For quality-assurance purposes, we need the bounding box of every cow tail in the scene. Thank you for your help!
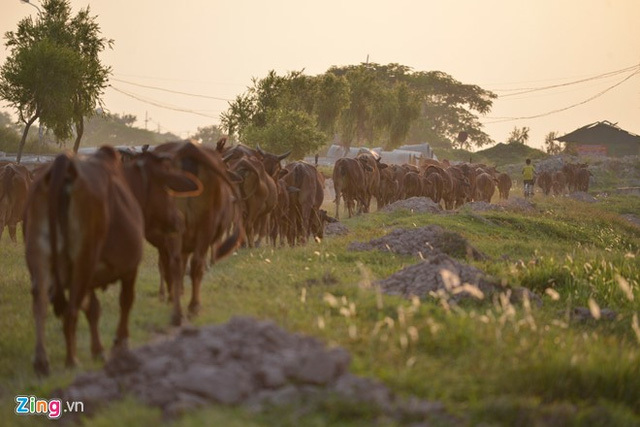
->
[215,194,246,260]
[48,154,73,317]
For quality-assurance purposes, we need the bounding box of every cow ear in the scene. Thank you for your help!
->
[163,171,203,197]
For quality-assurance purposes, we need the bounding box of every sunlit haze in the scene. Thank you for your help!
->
[2,0,639,150]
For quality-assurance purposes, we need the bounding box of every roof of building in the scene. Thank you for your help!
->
[556,120,640,145]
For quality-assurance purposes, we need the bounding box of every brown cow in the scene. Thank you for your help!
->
[0,163,32,242]
[283,162,322,245]
[576,167,591,192]
[537,171,553,195]
[333,157,368,219]
[25,147,200,375]
[475,172,496,203]
[402,171,423,199]
[355,152,380,213]
[552,171,566,195]
[497,172,512,200]
[153,141,244,325]
[424,165,454,209]
[227,156,277,248]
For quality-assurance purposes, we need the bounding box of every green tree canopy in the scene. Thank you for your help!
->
[221,63,496,155]
[0,0,112,162]
[507,126,531,145]
[192,124,224,145]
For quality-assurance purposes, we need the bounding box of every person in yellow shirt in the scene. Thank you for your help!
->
[522,158,535,197]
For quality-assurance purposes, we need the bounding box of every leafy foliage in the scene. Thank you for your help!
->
[221,63,496,155]
[192,124,224,145]
[544,131,565,154]
[506,126,530,145]
[0,0,112,160]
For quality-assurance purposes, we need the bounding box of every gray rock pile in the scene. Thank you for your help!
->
[348,225,486,261]
[376,252,499,302]
[566,191,598,203]
[324,221,350,236]
[381,197,444,214]
[57,317,450,423]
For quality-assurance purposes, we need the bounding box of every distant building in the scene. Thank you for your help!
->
[556,120,640,157]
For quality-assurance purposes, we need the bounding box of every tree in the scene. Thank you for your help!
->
[242,108,325,160]
[221,70,334,158]
[221,63,497,155]
[544,131,565,154]
[0,0,112,162]
[506,126,530,145]
[193,125,224,145]
[330,63,495,150]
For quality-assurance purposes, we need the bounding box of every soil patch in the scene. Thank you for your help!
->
[324,221,350,236]
[621,214,640,228]
[381,197,444,214]
[566,192,598,203]
[348,225,486,261]
[376,253,541,306]
[377,253,498,302]
[56,317,451,423]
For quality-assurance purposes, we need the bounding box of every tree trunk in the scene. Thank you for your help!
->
[72,116,84,153]
[16,115,39,164]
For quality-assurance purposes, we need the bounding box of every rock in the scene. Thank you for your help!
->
[381,197,443,214]
[348,225,486,261]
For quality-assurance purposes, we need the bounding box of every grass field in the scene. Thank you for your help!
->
[1,192,639,426]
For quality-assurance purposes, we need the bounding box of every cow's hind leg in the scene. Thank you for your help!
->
[112,270,136,355]
[187,249,206,318]
[83,291,104,362]
[31,275,50,376]
[63,303,81,369]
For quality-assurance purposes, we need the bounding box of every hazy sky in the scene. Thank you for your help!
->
[2,0,639,150]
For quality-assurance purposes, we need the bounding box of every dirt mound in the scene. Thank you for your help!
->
[57,317,449,423]
[377,253,541,306]
[381,197,444,214]
[324,221,350,236]
[566,192,598,203]
[348,225,486,261]
[500,196,536,212]
[377,252,499,302]
[621,214,640,228]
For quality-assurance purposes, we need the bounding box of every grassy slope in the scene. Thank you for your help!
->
[1,192,639,426]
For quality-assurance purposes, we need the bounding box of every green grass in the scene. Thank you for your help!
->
[1,193,639,425]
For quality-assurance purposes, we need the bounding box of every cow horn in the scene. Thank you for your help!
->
[277,150,292,161]
[256,144,265,156]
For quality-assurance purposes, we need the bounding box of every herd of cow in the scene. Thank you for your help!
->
[0,139,338,376]
[535,162,592,196]
[332,153,592,216]
[0,142,592,376]
[333,153,514,215]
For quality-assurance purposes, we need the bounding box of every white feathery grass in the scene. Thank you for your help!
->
[588,298,601,320]
[545,288,560,301]
[615,274,634,301]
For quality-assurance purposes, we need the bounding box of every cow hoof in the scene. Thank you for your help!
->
[111,339,129,357]
[171,313,183,327]
[188,303,200,318]
[33,358,50,377]
[92,349,106,363]
[65,357,80,370]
